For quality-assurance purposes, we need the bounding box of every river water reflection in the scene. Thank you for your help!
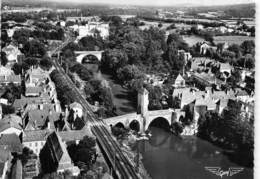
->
[138,127,253,179]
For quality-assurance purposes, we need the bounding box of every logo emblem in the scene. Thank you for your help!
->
[205,167,244,178]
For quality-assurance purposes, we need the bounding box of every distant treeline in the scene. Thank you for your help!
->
[138,15,226,28]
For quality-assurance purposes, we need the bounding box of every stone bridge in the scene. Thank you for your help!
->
[103,89,185,133]
[75,51,104,63]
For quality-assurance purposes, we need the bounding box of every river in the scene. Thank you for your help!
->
[100,71,253,179]
[138,127,253,179]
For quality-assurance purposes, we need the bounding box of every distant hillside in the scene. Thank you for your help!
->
[1,0,255,18]
[187,3,255,18]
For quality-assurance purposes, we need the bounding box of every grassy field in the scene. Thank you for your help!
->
[182,35,205,46]
[213,35,255,45]
[139,20,172,30]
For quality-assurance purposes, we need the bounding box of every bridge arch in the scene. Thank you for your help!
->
[179,115,185,123]
[75,51,103,63]
[82,54,100,64]
[146,117,171,131]
[129,120,140,132]
[114,122,125,129]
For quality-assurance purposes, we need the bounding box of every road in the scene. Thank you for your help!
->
[50,31,140,179]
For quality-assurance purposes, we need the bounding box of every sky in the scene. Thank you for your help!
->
[49,0,254,6]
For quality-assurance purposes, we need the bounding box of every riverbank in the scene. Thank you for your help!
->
[98,70,137,115]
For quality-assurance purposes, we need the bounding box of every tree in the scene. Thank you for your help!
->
[70,63,92,81]
[110,16,123,26]
[2,83,22,103]
[79,35,104,51]
[63,49,76,59]
[102,49,128,71]
[67,136,97,170]
[227,69,241,86]
[40,56,53,70]
[148,86,163,110]
[99,87,114,112]
[164,42,185,74]
[123,42,142,64]
[241,40,255,54]
[216,43,225,54]
[248,26,255,36]
[244,54,255,69]
[13,28,31,45]
[12,62,29,75]
[25,57,39,67]
[117,65,144,82]
[228,44,242,58]
[1,30,8,43]
[23,40,46,57]
[166,23,176,30]
[1,52,8,66]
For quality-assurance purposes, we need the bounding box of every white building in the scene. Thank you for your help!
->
[2,44,22,65]
[22,130,50,156]
[0,114,23,136]
[72,22,109,39]
[69,102,83,119]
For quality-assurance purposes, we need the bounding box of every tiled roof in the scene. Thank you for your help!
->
[2,114,22,125]
[69,102,83,110]
[0,75,21,83]
[0,134,22,153]
[0,119,22,133]
[175,74,185,82]
[235,88,249,96]
[23,130,51,142]
[195,96,216,110]
[0,146,11,162]
[219,63,233,71]
[0,66,13,76]
[26,67,49,78]
[25,86,42,95]
[27,110,49,128]
[172,87,191,97]
[13,96,52,110]
[25,109,61,130]
[47,132,73,169]
[181,90,196,105]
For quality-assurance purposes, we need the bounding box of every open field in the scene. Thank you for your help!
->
[213,35,255,45]
[139,20,172,30]
[182,35,205,46]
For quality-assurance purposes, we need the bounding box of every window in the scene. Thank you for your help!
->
[35,142,38,147]
[29,143,32,147]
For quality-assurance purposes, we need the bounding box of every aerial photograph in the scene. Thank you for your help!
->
[0,0,256,178]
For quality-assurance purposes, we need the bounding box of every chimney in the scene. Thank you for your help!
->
[39,104,43,110]
[49,109,52,115]
[47,120,51,130]
[65,105,69,118]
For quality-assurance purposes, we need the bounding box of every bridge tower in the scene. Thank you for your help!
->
[138,88,149,133]
[137,88,149,116]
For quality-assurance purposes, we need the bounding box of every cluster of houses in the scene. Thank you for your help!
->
[0,60,93,178]
[144,44,254,135]
[174,50,254,134]
[194,21,253,36]
[65,16,109,40]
